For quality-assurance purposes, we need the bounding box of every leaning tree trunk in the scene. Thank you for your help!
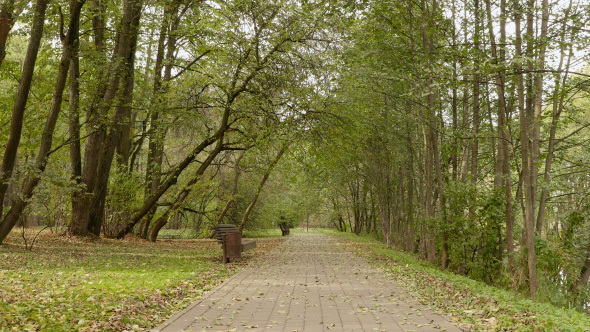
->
[0,0,84,243]
[114,110,230,239]
[238,144,288,233]
[0,0,49,219]
[215,151,245,225]
[140,1,181,238]
[147,143,224,241]
[116,10,288,238]
[0,0,49,216]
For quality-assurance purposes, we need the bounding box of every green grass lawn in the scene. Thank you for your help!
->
[157,227,284,239]
[0,229,285,331]
[243,228,283,238]
[324,229,590,332]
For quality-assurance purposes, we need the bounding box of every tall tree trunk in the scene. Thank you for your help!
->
[140,1,182,238]
[405,121,415,252]
[69,30,82,187]
[450,0,458,181]
[68,0,109,236]
[459,88,470,182]
[0,0,84,243]
[377,174,392,249]
[96,0,145,234]
[433,109,447,269]
[536,0,573,235]
[420,0,437,264]
[238,143,288,233]
[524,0,548,297]
[69,0,144,236]
[0,0,49,217]
[515,0,540,298]
[139,4,170,238]
[471,0,480,187]
[485,0,515,276]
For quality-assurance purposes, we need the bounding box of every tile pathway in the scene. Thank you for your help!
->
[154,232,463,332]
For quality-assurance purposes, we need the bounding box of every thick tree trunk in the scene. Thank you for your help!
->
[68,0,144,237]
[0,0,49,218]
[86,0,143,236]
[68,0,109,236]
[140,2,182,238]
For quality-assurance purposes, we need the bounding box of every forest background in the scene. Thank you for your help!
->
[1,0,590,318]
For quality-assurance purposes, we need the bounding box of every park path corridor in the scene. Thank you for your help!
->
[155,232,462,332]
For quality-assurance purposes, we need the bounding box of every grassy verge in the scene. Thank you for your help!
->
[0,229,285,331]
[323,229,590,332]
[243,228,283,238]
[157,227,284,239]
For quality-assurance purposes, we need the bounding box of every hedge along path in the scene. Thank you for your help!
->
[156,232,462,331]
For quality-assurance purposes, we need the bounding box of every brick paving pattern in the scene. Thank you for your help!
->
[155,232,462,332]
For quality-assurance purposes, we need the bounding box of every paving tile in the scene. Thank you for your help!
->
[154,233,462,332]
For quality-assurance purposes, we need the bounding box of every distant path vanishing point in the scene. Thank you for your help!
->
[155,232,462,332]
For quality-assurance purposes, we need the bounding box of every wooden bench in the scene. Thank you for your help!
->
[214,224,256,263]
